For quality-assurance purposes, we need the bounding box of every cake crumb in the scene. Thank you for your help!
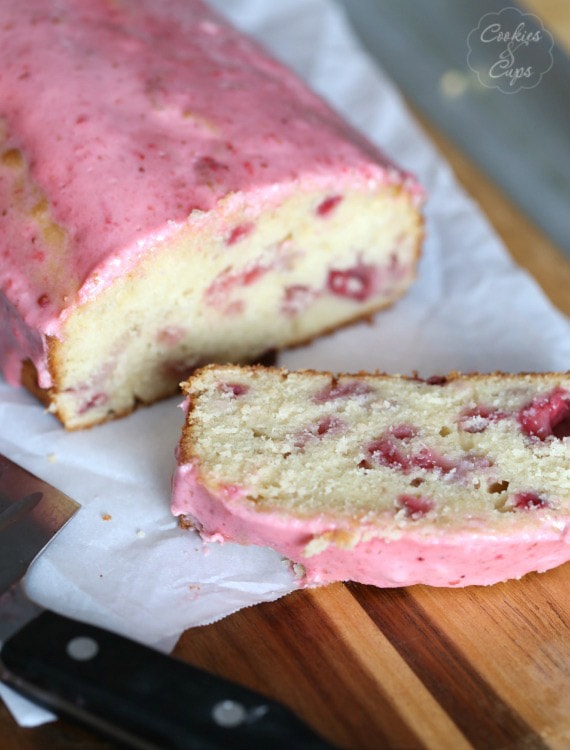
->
[47,452,57,463]
[136,529,146,538]
[290,561,306,580]
[101,513,112,521]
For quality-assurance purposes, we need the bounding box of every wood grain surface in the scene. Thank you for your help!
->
[2,1,569,749]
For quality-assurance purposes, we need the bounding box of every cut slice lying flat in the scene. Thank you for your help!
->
[171,365,570,588]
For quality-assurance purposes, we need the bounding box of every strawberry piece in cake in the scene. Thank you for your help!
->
[172,366,570,588]
[518,388,570,440]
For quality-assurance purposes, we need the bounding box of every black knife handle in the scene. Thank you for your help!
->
[0,610,334,749]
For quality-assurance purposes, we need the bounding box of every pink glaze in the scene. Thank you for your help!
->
[0,0,422,388]
[171,461,570,588]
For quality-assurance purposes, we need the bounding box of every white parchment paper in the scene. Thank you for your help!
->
[2,0,570,726]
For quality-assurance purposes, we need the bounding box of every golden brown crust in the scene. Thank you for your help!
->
[181,363,570,395]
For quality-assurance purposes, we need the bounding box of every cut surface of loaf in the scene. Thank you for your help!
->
[0,0,422,429]
[172,365,570,588]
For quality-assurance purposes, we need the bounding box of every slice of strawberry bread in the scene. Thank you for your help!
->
[0,0,422,429]
[171,365,570,588]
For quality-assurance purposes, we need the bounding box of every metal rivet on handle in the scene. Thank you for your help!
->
[66,636,99,661]
[212,699,247,727]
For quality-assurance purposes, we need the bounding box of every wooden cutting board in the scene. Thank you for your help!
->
[2,2,569,748]
[173,574,570,749]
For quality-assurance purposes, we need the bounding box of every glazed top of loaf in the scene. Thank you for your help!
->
[0,0,419,335]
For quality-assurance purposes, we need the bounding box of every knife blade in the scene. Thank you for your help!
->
[0,454,333,750]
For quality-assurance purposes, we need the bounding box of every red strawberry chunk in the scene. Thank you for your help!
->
[226,222,254,246]
[313,380,373,404]
[218,382,249,398]
[396,494,434,519]
[518,388,570,440]
[316,415,343,436]
[366,437,409,470]
[361,427,491,482]
[411,448,457,475]
[205,263,267,308]
[327,263,379,302]
[316,195,343,217]
[364,427,450,474]
[512,492,549,510]
[241,266,266,286]
[390,424,417,440]
[363,424,417,471]
[294,416,346,448]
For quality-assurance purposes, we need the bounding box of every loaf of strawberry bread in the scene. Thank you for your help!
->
[0,0,422,429]
[171,365,570,588]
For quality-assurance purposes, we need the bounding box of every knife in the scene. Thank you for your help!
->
[0,454,333,749]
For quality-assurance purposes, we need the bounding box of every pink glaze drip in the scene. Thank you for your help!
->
[0,0,421,387]
[171,461,570,588]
